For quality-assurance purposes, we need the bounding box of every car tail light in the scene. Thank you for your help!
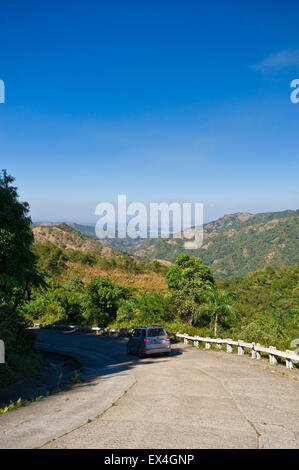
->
[144,338,150,342]
[164,336,170,340]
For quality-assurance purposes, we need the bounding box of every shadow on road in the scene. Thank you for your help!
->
[1,329,184,401]
[0,350,80,407]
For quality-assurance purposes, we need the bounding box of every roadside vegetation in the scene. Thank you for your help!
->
[220,265,299,350]
[23,250,299,351]
[0,170,298,389]
[32,242,168,293]
[0,170,43,387]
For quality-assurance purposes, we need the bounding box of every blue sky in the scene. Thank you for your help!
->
[0,0,298,223]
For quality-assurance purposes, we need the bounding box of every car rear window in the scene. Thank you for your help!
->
[147,328,166,337]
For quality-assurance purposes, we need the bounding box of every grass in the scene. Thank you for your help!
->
[61,261,168,293]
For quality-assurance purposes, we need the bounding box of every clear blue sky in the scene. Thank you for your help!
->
[0,0,298,223]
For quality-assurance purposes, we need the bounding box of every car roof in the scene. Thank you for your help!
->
[134,325,163,330]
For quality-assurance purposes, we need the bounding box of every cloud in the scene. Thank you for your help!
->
[252,49,299,72]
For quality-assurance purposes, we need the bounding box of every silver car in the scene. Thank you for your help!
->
[127,326,171,358]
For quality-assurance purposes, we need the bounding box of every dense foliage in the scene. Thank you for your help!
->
[198,287,237,337]
[220,265,299,349]
[32,241,168,277]
[166,254,215,326]
[0,170,42,387]
[0,305,41,387]
[0,170,43,305]
[23,241,299,353]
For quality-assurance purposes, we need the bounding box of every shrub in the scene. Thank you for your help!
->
[83,278,124,327]
[21,291,67,324]
[116,292,172,326]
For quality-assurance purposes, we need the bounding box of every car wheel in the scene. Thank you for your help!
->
[164,352,170,356]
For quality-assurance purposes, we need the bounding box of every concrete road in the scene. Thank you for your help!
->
[0,330,298,449]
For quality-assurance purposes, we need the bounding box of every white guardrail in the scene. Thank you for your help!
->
[34,323,299,370]
[176,333,299,370]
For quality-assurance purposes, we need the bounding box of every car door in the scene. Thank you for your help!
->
[130,329,141,353]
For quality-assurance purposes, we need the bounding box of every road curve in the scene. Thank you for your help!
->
[0,329,298,449]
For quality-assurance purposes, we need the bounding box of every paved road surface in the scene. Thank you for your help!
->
[0,330,298,448]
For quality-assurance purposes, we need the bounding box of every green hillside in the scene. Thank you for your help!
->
[34,210,299,279]
[199,214,299,278]
[32,223,123,258]
[219,265,299,349]
[107,210,299,278]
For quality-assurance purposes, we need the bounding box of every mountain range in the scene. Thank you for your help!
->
[33,209,299,278]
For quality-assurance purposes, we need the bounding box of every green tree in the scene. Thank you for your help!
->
[199,287,237,337]
[117,297,140,323]
[84,278,124,326]
[166,254,215,326]
[33,242,66,277]
[57,289,87,324]
[0,305,42,387]
[0,170,43,305]
[65,276,84,291]
[21,291,67,324]
[0,170,44,386]
[116,292,170,326]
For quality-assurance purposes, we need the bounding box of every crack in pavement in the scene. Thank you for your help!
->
[37,378,137,449]
[2,331,298,449]
[195,365,261,448]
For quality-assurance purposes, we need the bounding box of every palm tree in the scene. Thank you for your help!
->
[199,287,237,337]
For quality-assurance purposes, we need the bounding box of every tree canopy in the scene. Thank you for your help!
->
[166,254,215,326]
[0,170,43,306]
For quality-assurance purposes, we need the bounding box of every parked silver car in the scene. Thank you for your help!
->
[126,326,171,358]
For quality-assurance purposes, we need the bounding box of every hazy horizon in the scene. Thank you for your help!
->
[31,205,298,227]
[1,2,299,222]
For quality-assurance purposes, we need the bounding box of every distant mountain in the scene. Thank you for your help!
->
[33,222,148,252]
[33,209,299,278]
[32,223,123,258]
[125,210,299,278]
